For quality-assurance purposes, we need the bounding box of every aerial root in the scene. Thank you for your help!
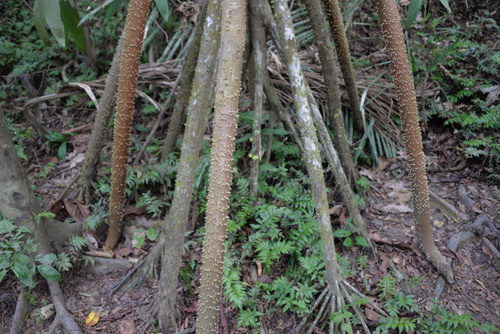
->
[294,279,388,334]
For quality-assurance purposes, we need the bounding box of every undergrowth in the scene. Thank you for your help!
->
[410,8,499,173]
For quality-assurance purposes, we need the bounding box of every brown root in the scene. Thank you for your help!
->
[8,288,29,334]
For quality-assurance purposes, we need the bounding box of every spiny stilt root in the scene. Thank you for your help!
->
[294,279,388,334]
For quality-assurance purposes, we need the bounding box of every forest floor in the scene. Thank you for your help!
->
[0,111,498,333]
[1,2,498,333]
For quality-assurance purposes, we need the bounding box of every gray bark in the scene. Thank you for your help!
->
[0,110,83,334]
[78,33,124,203]
[153,0,223,330]
[249,0,267,198]
[304,0,357,183]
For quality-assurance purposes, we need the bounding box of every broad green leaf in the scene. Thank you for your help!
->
[33,0,51,45]
[57,141,67,160]
[60,0,86,52]
[39,253,57,264]
[105,0,129,23]
[405,0,424,29]
[343,237,354,248]
[355,235,370,247]
[44,0,66,47]
[146,227,158,241]
[12,254,37,288]
[0,220,16,234]
[341,322,354,334]
[38,264,62,281]
[155,0,170,23]
[333,229,352,238]
[0,257,11,270]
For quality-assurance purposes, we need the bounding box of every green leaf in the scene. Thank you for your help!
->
[341,322,354,334]
[45,130,66,143]
[146,228,158,241]
[343,237,354,248]
[439,0,452,13]
[405,0,424,29]
[235,133,252,144]
[333,229,352,238]
[12,254,37,288]
[33,0,51,45]
[261,128,291,136]
[60,0,86,52]
[57,142,67,160]
[80,0,119,25]
[355,235,370,247]
[105,0,128,23]
[0,219,16,234]
[38,253,57,264]
[330,313,343,324]
[0,269,8,283]
[155,0,170,23]
[37,264,62,281]
[45,0,66,47]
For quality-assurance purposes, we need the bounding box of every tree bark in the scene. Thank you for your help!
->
[196,0,246,332]
[78,33,124,204]
[304,0,357,183]
[272,0,343,299]
[249,0,267,198]
[154,0,223,330]
[105,0,152,250]
[0,110,83,334]
[323,0,363,132]
[375,0,453,282]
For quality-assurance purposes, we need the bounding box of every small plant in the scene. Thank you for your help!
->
[0,219,70,289]
[45,130,73,160]
[372,276,499,334]
[83,200,108,232]
[131,227,158,248]
[333,218,370,248]
[376,274,398,300]
[135,191,168,218]
[38,161,57,179]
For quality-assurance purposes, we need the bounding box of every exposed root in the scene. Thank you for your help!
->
[47,314,61,334]
[46,280,83,333]
[429,190,467,221]
[9,288,28,334]
[126,238,165,289]
[103,257,147,294]
[483,237,500,260]
[138,294,177,333]
[457,185,476,210]
[435,214,497,297]
[295,280,388,334]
